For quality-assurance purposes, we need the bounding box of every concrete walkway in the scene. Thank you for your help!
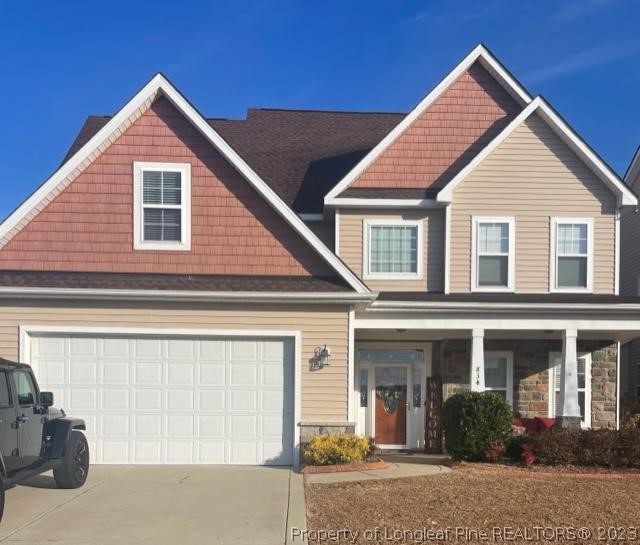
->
[1,466,304,545]
[304,460,451,484]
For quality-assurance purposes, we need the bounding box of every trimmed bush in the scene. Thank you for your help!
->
[441,391,513,461]
[303,434,372,466]
[512,428,640,468]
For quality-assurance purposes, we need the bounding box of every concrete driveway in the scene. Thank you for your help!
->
[0,466,306,545]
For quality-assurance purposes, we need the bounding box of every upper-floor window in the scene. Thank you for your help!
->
[551,218,592,292]
[364,220,423,279]
[133,162,191,251]
[472,217,514,291]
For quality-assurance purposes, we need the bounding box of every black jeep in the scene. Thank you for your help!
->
[0,358,89,521]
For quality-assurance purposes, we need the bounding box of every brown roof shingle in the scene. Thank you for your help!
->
[0,270,352,292]
[62,108,405,214]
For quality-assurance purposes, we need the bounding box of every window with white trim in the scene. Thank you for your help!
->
[484,351,513,405]
[133,162,191,250]
[472,217,514,290]
[552,219,592,291]
[549,352,591,427]
[365,220,422,278]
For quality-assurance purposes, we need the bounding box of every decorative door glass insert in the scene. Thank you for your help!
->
[359,349,423,365]
[360,370,368,407]
[375,367,408,415]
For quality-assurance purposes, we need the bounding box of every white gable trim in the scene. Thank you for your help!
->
[436,97,637,207]
[323,44,532,204]
[0,74,371,295]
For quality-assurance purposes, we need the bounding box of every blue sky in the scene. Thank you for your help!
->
[0,0,639,217]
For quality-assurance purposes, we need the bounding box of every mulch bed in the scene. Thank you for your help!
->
[300,459,388,474]
[305,465,640,544]
[455,461,640,479]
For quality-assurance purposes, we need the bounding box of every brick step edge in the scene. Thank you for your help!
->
[299,459,389,474]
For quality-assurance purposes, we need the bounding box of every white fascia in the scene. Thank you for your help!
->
[0,286,375,304]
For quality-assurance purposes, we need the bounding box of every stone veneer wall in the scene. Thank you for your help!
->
[433,339,617,429]
[298,422,356,462]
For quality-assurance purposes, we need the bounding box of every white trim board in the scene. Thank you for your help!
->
[19,324,304,466]
[0,73,370,295]
[324,44,532,203]
[0,286,374,304]
[436,97,637,207]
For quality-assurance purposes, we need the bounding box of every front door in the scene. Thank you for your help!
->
[374,366,408,446]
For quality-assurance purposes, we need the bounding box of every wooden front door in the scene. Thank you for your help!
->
[374,366,408,446]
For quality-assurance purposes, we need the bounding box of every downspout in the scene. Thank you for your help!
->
[616,340,621,430]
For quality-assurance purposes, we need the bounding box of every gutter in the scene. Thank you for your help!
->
[369,300,640,314]
[0,286,376,305]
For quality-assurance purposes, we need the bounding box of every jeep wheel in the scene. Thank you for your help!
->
[53,430,90,489]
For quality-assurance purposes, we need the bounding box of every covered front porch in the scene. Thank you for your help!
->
[350,297,640,452]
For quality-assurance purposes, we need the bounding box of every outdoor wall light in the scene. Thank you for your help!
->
[313,345,331,368]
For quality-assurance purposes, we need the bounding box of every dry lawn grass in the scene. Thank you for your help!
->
[305,466,640,544]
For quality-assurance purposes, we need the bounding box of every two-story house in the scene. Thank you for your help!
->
[1,44,639,466]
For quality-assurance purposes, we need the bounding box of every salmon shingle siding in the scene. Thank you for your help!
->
[351,62,521,190]
[0,97,333,277]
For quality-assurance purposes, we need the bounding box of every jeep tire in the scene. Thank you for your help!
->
[53,430,90,489]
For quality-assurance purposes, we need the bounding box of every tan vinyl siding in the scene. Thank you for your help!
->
[337,208,445,292]
[0,300,350,422]
[450,114,617,293]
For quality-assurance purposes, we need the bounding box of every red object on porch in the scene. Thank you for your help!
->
[535,417,557,431]
[513,417,556,433]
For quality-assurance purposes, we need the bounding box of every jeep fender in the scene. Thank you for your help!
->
[47,418,86,460]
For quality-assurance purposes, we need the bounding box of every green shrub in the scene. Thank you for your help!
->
[303,434,372,466]
[441,391,513,461]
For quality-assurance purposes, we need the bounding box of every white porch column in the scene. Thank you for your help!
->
[470,328,485,392]
[559,329,581,428]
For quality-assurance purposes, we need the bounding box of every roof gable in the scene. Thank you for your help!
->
[0,74,370,293]
[436,97,637,207]
[324,44,532,204]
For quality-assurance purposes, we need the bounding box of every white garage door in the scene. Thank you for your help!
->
[29,333,294,465]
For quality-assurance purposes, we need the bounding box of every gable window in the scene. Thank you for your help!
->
[549,352,591,427]
[364,220,423,279]
[133,162,191,250]
[551,219,592,291]
[472,217,514,291]
[484,351,513,405]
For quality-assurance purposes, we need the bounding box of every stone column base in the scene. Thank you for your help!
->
[556,416,582,430]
